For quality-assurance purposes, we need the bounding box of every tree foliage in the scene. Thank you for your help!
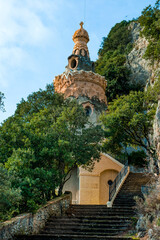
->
[95,20,142,102]
[0,84,104,217]
[139,0,160,62]
[127,150,147,168]
[100,79,160,172]
[0,165,22,221]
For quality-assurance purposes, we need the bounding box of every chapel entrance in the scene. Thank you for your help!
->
[100,169,118,204]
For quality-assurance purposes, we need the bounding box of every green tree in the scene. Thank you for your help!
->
[100,80,160,173]
[1,85,104,214]
[5,149,58,212]
[139,0,160,62]
[95,20,142,102]
[0,165,21,221]
[0,84,63,164]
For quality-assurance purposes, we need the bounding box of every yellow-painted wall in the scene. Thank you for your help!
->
[79,153,123,205]
[80,176,99,204]
[100,169,118,204]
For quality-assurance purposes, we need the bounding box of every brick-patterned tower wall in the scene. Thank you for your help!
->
[54,70,107,104]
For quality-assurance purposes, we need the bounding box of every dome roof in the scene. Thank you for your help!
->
[72,22,89,43]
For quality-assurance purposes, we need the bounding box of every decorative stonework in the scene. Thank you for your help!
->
[54,22,107,108]
[54,70,107,104]
[72,22,90,58]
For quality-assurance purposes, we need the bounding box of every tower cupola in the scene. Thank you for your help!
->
[54,23,107,106]
[67,22,94,72]
[72,21,90,57]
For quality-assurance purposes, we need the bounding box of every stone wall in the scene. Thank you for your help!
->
[0,193,72,240]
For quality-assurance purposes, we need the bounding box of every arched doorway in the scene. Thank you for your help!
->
[100,169,119,204]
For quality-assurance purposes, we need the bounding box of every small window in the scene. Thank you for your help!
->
[108,180,113,186]
[71,59,77,69]
[85,106,92,116]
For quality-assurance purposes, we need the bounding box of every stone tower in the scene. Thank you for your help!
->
[54,22,107,123]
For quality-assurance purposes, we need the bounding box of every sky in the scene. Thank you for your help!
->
[0,0,156,123]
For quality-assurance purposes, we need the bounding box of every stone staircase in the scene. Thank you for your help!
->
[15,172,151,240]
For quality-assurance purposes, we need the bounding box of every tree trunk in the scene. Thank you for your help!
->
[58,184,63,196]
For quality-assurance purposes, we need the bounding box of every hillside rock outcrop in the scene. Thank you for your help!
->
[126,22,151,88]
[126,22,160,170]
[153,98,160,169]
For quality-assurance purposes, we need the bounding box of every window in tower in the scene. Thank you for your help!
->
[71,59,77,69]
[85,106,92,116]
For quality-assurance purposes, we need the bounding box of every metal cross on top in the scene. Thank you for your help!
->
[80,21,84,29]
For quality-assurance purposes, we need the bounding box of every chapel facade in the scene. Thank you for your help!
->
[54,22,124,205]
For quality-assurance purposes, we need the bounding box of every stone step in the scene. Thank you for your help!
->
[40,229,127,235]
[66,213,135,217]
[42,226,129,233]
[46,222,130,228]
[45,222,130,228]
[48,217,132,223]
[15,234,133,240]
[67,209,135,214]
[14,172,148,240]
[69,206,134,210]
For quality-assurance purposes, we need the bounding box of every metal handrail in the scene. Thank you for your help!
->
[109,160,128,201]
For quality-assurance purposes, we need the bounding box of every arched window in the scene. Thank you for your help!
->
[71,59,77,69]
[85,106,92,116]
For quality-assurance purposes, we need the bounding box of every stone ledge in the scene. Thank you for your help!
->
[0,193,72,240]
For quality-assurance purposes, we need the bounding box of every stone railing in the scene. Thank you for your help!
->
[0,192,72,240]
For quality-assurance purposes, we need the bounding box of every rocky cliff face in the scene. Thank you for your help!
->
[153,98,160,169]
[126,22,151,88]
[126,22,160,170]
[127,22,160,87]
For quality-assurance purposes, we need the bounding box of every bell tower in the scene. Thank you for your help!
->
[54,23,107,122]
[68,21,94,72]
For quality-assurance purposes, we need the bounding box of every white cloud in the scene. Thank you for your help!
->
[0,0,60,88]
[0,0,55,47]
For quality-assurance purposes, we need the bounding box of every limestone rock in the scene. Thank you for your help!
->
[153,98,160,168]
[127,22,160,171]
[136,214,147,232]
[126,22,151,88]
[126,22,160,89]
[137,231,146,238]
[148,228,153,240]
